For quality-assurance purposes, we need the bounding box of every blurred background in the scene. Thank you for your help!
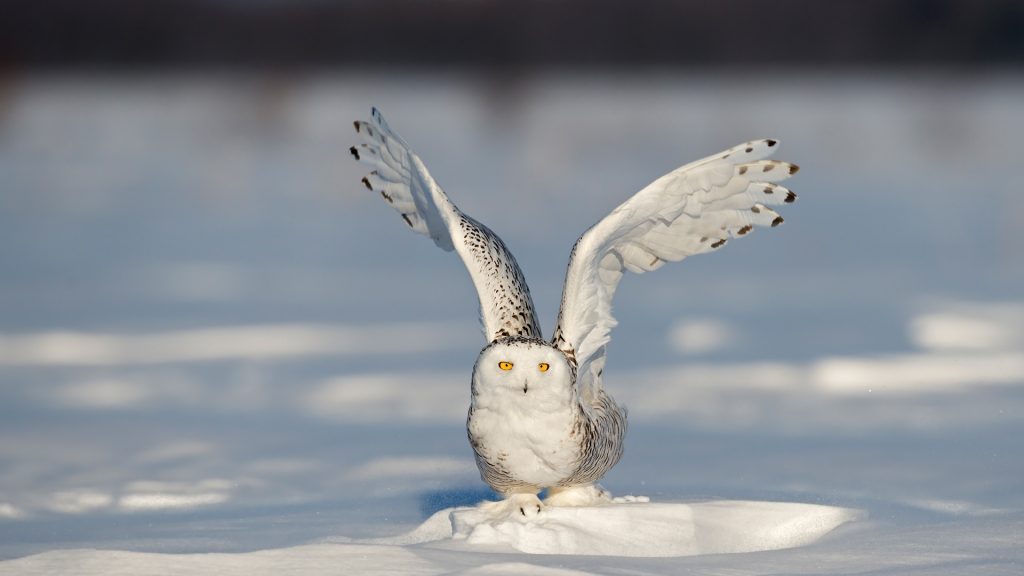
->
[1,0,1023,559]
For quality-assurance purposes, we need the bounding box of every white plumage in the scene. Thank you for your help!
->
[351,108,798,517]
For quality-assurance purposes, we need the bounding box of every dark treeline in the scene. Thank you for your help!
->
[2,0,1023,70]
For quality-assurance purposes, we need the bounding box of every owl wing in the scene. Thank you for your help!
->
[351,108,542,342]
[552,139,799,398]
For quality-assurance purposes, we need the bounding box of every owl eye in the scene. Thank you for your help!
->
[498,361,513,371]
[538,363,550,372]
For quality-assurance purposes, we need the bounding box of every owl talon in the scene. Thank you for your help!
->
[544,484,613,507]
[479,493,545,521]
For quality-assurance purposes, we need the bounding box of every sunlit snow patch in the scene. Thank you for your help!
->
[668,318,738,355]
[0,322,470,366]
[117,479,235,512]
[374,499,863,557]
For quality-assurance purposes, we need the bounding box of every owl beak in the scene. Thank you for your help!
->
[523,380,529,394]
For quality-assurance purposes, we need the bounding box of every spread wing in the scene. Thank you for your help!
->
[351,108,542,342]
[551,139,799,398]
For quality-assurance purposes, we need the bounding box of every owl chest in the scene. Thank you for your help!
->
[468,398,581,487]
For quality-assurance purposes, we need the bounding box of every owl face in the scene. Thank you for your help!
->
[471,338,575,409]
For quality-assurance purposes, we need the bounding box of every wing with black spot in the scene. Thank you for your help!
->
[352,108,542,342]
[552,139,799,397]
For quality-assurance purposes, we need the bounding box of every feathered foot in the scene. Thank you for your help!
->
[543,484,613,507]
[478,493,545,520]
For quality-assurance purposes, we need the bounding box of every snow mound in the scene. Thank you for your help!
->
[0,500,864,576]
[377,499,864,557]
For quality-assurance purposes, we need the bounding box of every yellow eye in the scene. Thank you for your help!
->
[538,363,550,372]
[498,361,513,371]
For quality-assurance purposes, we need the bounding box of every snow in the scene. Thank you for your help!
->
[444,500,862,556]
[0,322,472,366]
[1,72,1024,574]
[0,498,866,571]
[0,545,441,576]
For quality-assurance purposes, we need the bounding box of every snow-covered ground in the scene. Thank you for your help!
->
[1,72,1022,574]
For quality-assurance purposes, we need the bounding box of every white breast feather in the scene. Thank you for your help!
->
[470,393,578,488]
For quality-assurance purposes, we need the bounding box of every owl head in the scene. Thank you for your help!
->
[471,337,576,409]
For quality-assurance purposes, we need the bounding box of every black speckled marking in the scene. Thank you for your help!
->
[457,214,542,342]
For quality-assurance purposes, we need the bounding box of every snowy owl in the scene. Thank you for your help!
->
[351,108,798,518]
